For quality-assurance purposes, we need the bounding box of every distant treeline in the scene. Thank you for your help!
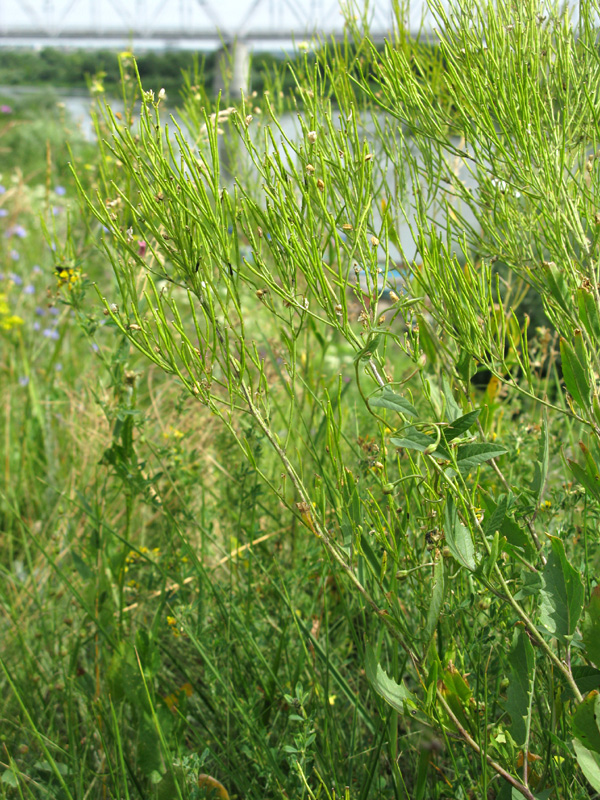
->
[0,47,299,97]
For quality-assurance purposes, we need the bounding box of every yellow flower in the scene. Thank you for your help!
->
[0,314,23,330]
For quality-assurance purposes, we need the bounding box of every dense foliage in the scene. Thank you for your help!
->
[2,1,600,799]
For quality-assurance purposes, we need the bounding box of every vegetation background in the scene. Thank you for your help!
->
[2,2,600,799]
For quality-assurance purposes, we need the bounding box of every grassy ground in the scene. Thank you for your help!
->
[1,17,600,798]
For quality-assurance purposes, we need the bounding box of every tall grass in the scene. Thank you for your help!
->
[3,1,600,798]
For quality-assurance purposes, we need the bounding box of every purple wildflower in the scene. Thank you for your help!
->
[138,240,147,257]
[52,206,62,216]
[54,186,66,196]
[42,328,60,340]
[18,376,29,387]
[33,321,40,331]
[55,362,62,372]
[24,284,35,295]
[10,250,19,261]
[32,265,42,274]
[91,342,99,352]
[35,306,45,316]
[8,272,22,285]
[49,307,59,316]
[0,105,12,114]
[0,210,8,218]
[0,186,6,195]
[5,225,26,239]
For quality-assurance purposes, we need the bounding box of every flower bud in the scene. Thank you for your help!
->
[307,130,317,144]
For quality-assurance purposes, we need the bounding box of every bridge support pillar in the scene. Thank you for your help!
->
[213,39,250,100]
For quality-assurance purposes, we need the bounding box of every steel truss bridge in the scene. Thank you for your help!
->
[0,0,414,48]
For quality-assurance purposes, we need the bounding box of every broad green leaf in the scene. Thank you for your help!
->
[505,628,535,746]
[455,442,507,472]
[444,497,477,571]
[539,536,584,642]
[543,261,571,315]
[573,738,600,792]
[442,377,462,422]
[483,494,508,537]
[577,288,600,341]
[444,408,481,441]
[571,666,600,696]
[365,644,421,717]
[567,460,600,503]
[1,769,18,788]
[422,558,445,654]
[560,337,590,409]
[571,691,600,754]
[583,585,600,668]
[390,429,450,460]
[370,387,417,417]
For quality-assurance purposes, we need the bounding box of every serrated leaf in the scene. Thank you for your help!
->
[571,691,600,754]
[390,429,450,460]
[365,644,421,717]
[560,337,590,408]
[505,628,535,746]
[583,586,600,668]
[539,535,584,642]
[370,387,417,417]
[573,738,600,792]
[444,409,481,441]
[455,442,507,472]
[444,497,476,571]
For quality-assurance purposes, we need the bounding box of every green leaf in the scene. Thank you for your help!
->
[355,334,381,362]
[567,460,600,503]
[483,494,508,537]
[422,559,445,654]
[444,408,481,441]
[370,387,417,417]
[560,337,590,409]
[444,497,477,571]
[365,644,422,718]
[543,261,571,315]
[505,628,535,746]
[572,667,600,695]
[1,769,18,788]
[455,442,507,472]
[583,585,600,668]
[571,691,600,754]
[529,414,549,506]
[390,429,450,460]
[573,738,600,792]
[442,377,462,423]
[577,288,600,341]
[539,536,584,642]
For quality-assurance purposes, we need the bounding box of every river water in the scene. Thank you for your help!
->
[0,85,480,274]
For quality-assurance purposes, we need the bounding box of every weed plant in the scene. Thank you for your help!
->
[3,1,600,799]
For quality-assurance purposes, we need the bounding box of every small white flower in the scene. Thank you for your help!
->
[307,130,317,144]
[158,88,167,101]
[109,303,118,313]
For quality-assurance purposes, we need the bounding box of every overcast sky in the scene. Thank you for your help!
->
[0,0,432,42]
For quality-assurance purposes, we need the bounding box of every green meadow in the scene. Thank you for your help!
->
[2,2,600,799]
